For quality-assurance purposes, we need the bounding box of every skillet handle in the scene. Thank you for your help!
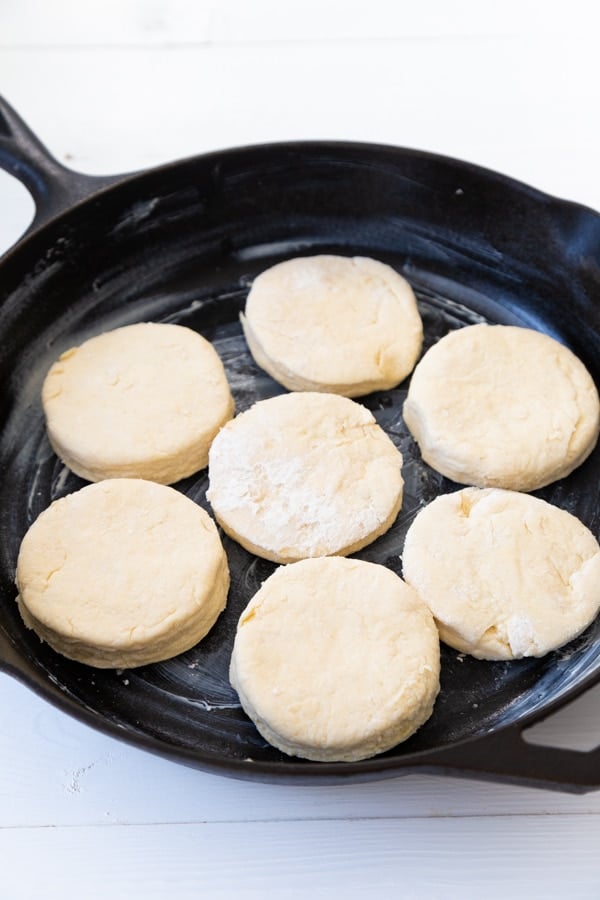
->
[0,95,120,234]
[416,722,600,793]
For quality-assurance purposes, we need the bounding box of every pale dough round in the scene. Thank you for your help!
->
[403,324,600,491]
[241,255,423,397]
[42,322,235,484]
[16,479,230,668]
[230,556,440,761]
[402,487,600,660]
[207,392,404,563]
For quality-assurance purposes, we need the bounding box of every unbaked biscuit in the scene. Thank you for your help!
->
[16,479,229,668]
[230,556,440,761]
[42,322,234,484]
[402,487,600,660]
[403,324,600,491]
[206,391,404,563]
[241,255,423,397]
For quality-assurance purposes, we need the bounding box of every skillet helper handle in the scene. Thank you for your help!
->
[0,95,117,233]
[418,723,600,793]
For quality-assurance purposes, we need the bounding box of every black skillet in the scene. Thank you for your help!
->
[1,96,599,792]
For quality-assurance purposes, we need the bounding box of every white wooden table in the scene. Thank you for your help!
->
[1,3,600,896]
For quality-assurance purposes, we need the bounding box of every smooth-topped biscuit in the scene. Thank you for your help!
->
[402,487,600,660]
[206,391,404,563]
[16,479,229,668]
[42,322,234,484]
[241,255,423,397]
[230,557,440,761]
[403,324,600,491]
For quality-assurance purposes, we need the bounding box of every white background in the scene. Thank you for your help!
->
[1,2,600,897]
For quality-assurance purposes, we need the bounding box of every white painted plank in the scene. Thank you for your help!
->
[1,0,213,47]
[2,816,600,899]
[208,0,593,43]
[1,674,600,829]
[0,0,594,46]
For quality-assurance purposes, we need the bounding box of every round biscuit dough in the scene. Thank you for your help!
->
[42,322,235,484]
[241,255,423,397]
[16,479,230,668]
[206,391,404,563]
[230,557,440,762]
[402,487,600,660]
[403,324,600,491]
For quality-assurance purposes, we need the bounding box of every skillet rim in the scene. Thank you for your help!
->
[2,135,600,262]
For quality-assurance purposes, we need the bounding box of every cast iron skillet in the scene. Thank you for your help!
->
[1,96,599,792]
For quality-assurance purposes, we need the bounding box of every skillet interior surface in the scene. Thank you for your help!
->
[0,143,599,777]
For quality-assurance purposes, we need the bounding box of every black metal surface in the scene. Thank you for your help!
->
[0,96,599,790]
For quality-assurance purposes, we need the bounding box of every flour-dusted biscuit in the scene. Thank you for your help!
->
[241,255,423,397]
[42,322,234,484]
[16,479,229,668]
[403,324,600,491]
[230,557,440,761]
[207,392,404,563]
[402,487,600,660]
